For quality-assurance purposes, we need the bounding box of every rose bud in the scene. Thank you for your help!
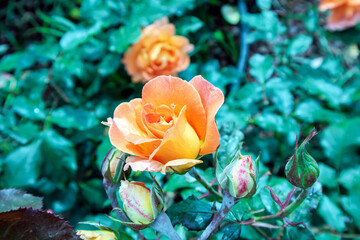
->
[119,181,164,225]
[285,129,320,189]
[220,152,258,198]
[77,230,116,240]
[101,148,128,183]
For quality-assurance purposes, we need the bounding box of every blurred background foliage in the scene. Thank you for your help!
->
[1,0,360,239]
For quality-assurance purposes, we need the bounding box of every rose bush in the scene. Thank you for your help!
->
[122,18,193,83]
[103,75,224,174]
[319,0,360,30]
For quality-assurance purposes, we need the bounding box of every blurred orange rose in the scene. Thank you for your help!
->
[103,75,224,174]
[122,18,194,83]
[319,0,360,30]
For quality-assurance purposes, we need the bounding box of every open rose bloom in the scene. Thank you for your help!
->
[319,0,360,30]
[103,75,224,174]
[122,18,194,83]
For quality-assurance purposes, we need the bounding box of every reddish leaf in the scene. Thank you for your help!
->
[0,208,81,240]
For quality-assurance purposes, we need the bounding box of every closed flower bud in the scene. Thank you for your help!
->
[77,230,116,240]
[285,129,320,189]
[119,181,163,225]
[220,152,258,198]
[101,148,127,182]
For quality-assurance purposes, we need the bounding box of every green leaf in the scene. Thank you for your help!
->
[294,100,346,124]
[166,196,212,231]
[249,54,274,83]
[286,35,313,56]
[109,25,141,53]
[40,130,77,182]
[50,106,98,130]
[318,195,346,232]
[318,163,337,188]
[340,191,360,230]
[60,23,102,50]
[12,96,46,120]
[79,179,108,210]
[0,189,43,213]
[1,140,43,188]
[8,122,40,144]
[285,227,315,240]
[338,166,360,190]
[218,223,241,239]
[320,118,360,169]
[256,0,272,10]
[97,54,121,77]
[176,16,204,35]
[0,208,81,240]
[265,78,294,115]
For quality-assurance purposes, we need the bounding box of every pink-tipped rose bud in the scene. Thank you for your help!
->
[220,152,258,198]
[119,181,163,225]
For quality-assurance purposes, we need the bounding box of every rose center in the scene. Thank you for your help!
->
[142,103,177,138]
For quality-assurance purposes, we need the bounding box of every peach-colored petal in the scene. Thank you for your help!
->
[319,0,347,11]
[189,75,224,155]
[348,0,360,6]
[142,76,207,139]
[327,4,360,30]
[149,106,201,164]
[109,99,158,157]
[124,156,164,172]
[161,159,203,174]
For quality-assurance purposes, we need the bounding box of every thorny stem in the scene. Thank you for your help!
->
[254,188,310,221]
[150,212,182,240]
[189,168,223,201]
[199,192,238,240]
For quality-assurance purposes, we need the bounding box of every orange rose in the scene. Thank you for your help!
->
[319,0,360,30]
[122,18,194,83]
[103,75,224,174]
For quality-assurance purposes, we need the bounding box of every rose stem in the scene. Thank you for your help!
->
[254,188,310,221]
[150,212,182,240]
[199,191,237,240]
[189,168,223,201]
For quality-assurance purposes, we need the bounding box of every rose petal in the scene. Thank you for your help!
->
[319,0,347,11]
[109,99,156,157]
[149,106,201,164]
[327,4,360,30]
[189,75,224,155]
[142,76,207,140]
[125,156,164,172]
[161,159,203,174]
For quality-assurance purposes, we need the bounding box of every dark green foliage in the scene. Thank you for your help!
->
[167,196,212,231]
